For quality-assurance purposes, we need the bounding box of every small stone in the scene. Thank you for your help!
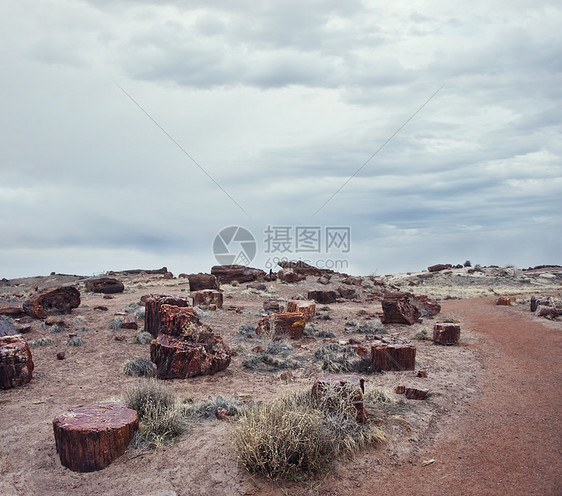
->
[57,351,66,360]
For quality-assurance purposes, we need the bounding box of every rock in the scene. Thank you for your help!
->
[93,306,109,311]
[317,275,332,285]
[110,267,168,276]
[144,295,191,337]
[0,306,25,318]
[0,318,17,337]
[53,402,138,472]
[211,265,266,284]
[278,268,300,283]
[120,316,138,330]
[187,273,220,291]
[247,283,267,291]
[337,287,360,299]
[412,295,441,317]
[405,387,429,400]
[263,299,281,313]
[192,290,223,309]
[530,296,550,312]
[114,334,125,341]
[307,290,338,304]
[150,331,231,379]
[285,301,316,323]
[496,296,516,306]
[433,323,461,345]
[371,343,416,372]
[85,277,124,294]
[0,335,34,389]
[428,264,452,273]
[23,287,81,319]
[278,260,333,277]
[57,351,66,360]
[354,346,369,357]
[535,306,560,319]
[417,370,428,378]
[341,276,362,286]
[256,312,306,339]
[159,305,201,337]
[311,374,367,423]
[395,385,406,394]
[381,292,420,325]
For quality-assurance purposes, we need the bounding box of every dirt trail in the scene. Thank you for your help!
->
[319,297,562,496]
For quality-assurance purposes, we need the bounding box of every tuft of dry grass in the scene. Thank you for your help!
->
[122,357,156,377]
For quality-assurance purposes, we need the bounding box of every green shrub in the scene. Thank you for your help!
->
[122,357,156,377]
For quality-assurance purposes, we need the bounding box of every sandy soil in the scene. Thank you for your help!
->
[0,267,560,496]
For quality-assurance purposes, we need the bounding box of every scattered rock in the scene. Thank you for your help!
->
[412,295,441,317]
[144,295,191,337]
[211,265,266,284]
[23,286,81,319]
[94,306,109,311]
[496,296,516,306]
[405,387,429,400]
[121,315,138,330]
[395,385,406,394]
[428,264,452,273]
[416,370,428,378]
[278,268,301,283]
[285,300,316,322]
[263,299,281,313]
[57,351,66,360]
[371,342,416,372]
[0,306,25,318]
[85,278,124,294]
[535,306,559,319]
[0,318,17,337]
[337,287,360,299]
[256,312,306,340]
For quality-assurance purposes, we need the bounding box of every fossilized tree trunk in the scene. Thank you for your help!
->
[0,335,34,389]
[371,343,416,372]
[23,286,81,319]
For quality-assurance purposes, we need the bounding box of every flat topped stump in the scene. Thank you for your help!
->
[0,335,34,389]
[256,312,306,339]
[159,305,201,337]
[286,300,316,322]
[311,374,367,423]
[144,295,191,337]
[53,402,138,472]
[371,343,416,372]
[433,323,461,345]
[192,290,223,309]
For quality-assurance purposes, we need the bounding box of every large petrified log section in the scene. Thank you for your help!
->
[23,286,81,319]
[433,323,461,345]
[256,312,306,339]
[381,292,420,325]
[85,277,124,294]
[405,387,429,400]
[371,343,416,372]
[211,265,266,284]
[307,290,338,304]
[285,300,316,323]
[144,295,191,337]
[150,331,231,379]
[412,295,441,317]
[187,273,220,291]
[192,290,223,309]
[0,335,34,389]
[53,403,138,472]
[311,374,367,423]
[159,305,201,337]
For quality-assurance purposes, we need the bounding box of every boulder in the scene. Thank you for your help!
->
[23,286,81,319]
[496,296,516,306]
[187,273,220,291]
[121,315,138,330]
[337,287,360,299]
[0,318,17,338]
[405,387,429,400]
[535,306,560,319]
[263,299,281,313]
[381,292,420,325]
[278,268,300,283]
[427,264,452,273]
[311,374,367,423]
[433,323,461,345]
[0,335,34,389]
[278,260,333,277]
[307,290,338,304]
[0,306,25,318]
[85,277,124,294]
[192,290,223,309]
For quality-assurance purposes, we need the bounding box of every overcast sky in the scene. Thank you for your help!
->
[1,0,560,279]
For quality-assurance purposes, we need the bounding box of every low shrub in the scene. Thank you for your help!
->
[133,331,153,344]
[122,357,156,377]
[109,317,124,330]
[180,395,246,420]
[67,335,85,346]
[28,337,54,347]
[242,340,299,371]
[49,324,66,334]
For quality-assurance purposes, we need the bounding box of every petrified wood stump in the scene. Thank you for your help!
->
[0,335,34,389]
[159,305,201,337]
[405,387,429,400]
[286,300,316,323]
[311,374,367,423]
[307,290,338,304]
[121,315,138,330]
[337,287,359,299]
[85,277,124,294]
[381,292,420,325]
[150,331,231,379]
[187,273,220,291]
[371,343,416,372]
[53,403,138,472]
[192,290,223,309]
[256,312,306,339]
[278,269,300,283]
[144,295,191,337]
[433,323,461,345]
[496,296,516,306]
[23,286,81,319]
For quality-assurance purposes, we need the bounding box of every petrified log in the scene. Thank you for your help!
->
[433,323,461,345]
[428,264,452,272]
[23,286,81,319]
[187,273,220,291]
[53,403,138,472]
[311,374,367,423]
[192,290,223,309]
[286,300,316,323]
[0,335,34,389]
[307,290,338,304]
[144,295,190,337]
[413,295,441,317]
[121,315,138,330]
[0,306,25,318]
[337,287,359,299]
[535,306,560,318]
[278,268,300,283]
[395,385,406,394]
[278,260,334,276]
[211,265,266,284]
[150,331,231,379]
[256,312,306,339]
[159,305,201,337]
[381,292,420,325]
[263,299,281,313]
[85,277,124,294]
[109,267,168,275]
[371,343,416,372]
[405,387,429,400]
[496,296,516,306]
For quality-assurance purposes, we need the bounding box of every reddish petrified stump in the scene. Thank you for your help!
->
[496,296,516,306]
[150,331,231,379]
[307,290,338,304]
[285,300,316,323]
[0,335,34,389]
[278,260,333,277]
[535,306,560,318]
[121,315,138,330]
[53,403,138,472]
[85,277,124,294]
[211,265,266,284]
[395,385,406,394]
[256,312,306,339]
[187,273,220,291]
[144,295,191,337]
[311,374,367,423]
[159,305,201,337]
[433,323,461,345]
[23,286,81,319]
[405,387,429,400]
[381,292,420,325]
[192,290,223,309]
[371,343,416,372]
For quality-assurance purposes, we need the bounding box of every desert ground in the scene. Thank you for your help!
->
[0,264,561,496]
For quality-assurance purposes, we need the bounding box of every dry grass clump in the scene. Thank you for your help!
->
[133,331,153,344]
[109,317,124,330]
[232,388,385,480]
[67,335,85,346]
[180,395,247,420]
[122,357,156,377]
[314,342,369,373]
[28,337,54,347]
[242,340,299,371]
